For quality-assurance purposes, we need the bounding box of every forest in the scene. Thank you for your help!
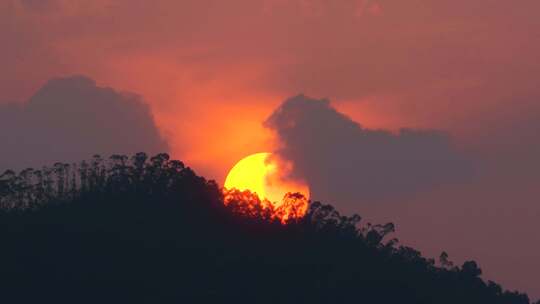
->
[0,153,536,304]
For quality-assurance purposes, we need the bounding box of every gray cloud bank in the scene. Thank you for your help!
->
[265,95,471,213]
[0,76,168,171]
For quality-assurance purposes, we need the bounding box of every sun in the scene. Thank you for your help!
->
[224,152,309,205]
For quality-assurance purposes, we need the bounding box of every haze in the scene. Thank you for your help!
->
[1,0,539,297]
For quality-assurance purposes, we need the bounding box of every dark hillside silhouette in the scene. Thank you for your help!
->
[0,153,536,304]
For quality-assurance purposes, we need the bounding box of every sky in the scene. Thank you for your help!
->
[1,0,540,297]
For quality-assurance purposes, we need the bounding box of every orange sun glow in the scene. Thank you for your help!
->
[223,152,310,222]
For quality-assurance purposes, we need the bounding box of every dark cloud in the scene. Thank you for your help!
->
[265,95,470,213]
[0,76,168,171]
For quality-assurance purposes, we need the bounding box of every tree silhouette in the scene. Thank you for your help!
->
[0,153,536,304]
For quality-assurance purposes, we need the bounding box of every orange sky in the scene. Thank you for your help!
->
[2,0,540,297]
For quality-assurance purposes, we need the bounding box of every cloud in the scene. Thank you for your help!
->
[265,95,470,213]
[0,76,168,171]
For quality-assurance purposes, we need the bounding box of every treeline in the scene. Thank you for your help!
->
[0,153,213,209]
[0,153,535,304]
